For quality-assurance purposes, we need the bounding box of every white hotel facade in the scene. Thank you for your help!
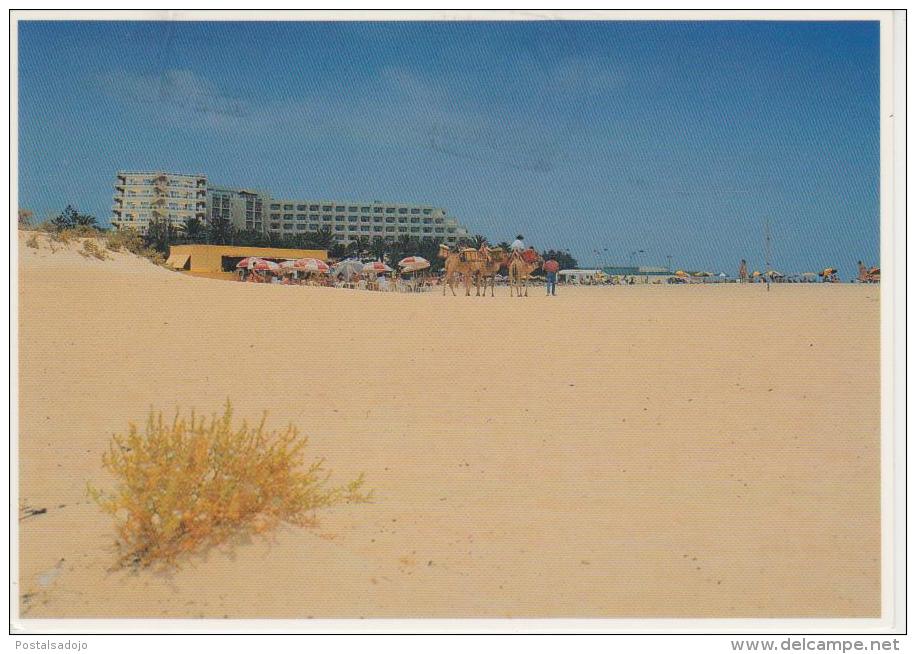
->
[112,171,470,245]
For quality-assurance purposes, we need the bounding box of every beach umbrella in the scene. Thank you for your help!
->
[398,256,430,271]
[236,257,261,269]
[293,258,330,273]
[767,270,784,278]
[251,259,280,272]
[363,261,393,274]
[334,259,364,281]
[752,270,762,277]
[674,270,689,278]
[718,272,728,277]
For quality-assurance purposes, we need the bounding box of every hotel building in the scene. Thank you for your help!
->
[112,171,470,245]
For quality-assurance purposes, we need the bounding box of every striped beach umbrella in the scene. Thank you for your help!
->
[236,257,260,269]
[363,261,393,274]
[398,256,430,272]
[252,259,280,272]
[293,258,330,273]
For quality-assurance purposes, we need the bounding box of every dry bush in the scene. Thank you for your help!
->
[88,403,370,569]
[104,229,143,254]
[79,239,107,260]
[25,233,39,249]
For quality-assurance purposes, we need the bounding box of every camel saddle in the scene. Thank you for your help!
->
[459,248,483,263]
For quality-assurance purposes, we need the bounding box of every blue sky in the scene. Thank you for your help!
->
[18,20,879,273]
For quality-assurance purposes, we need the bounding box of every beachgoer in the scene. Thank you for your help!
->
[543,258,560,296]
[738,259,748,282]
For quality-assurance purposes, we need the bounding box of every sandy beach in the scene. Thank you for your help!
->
[17,234,881,619]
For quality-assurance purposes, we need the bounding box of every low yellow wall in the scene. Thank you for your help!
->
[167,244,328,273]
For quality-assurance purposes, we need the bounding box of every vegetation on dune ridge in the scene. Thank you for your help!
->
[88,402,371,569]
[20,204,580,272]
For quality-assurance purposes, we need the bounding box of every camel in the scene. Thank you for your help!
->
[507,249,543,297]
[437,244,475,296]
[474,246,508,297]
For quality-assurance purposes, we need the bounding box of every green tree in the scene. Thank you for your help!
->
[207,216,234,245]
[50,205,97,231]
[181,217,206,243]
[369,237,387,262]
[144,217,178,254]
[471,234,488,248]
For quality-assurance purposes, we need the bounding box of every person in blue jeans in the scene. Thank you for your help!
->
[544,258,559,296]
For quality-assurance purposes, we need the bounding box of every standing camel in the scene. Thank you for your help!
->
[475,245,508,297]
[438,244,475,296]
[507,249,543,297]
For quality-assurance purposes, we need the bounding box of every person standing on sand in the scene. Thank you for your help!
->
[543,258,560,296]
[739,259,748,283]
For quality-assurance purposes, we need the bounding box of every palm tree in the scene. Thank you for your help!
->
[181,217,205,243]
[354,236,371,258]
[370,237,387,262]
[73,212,98,228]
[472,234,488,248]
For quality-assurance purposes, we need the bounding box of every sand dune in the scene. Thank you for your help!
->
[16,234,880,619]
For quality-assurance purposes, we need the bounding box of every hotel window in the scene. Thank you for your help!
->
[385,217,396,224]
[348,206,358,212]
[335,205,345,212]
[283,223,293,230]
[283,214,293,220]
[434,217,444,224]
[335,215,346,221]
[423,227,432,233]
[411,208,420,214]
[361,207,370,213]
[270,213,281,220]
[360,226,370,232]
[385,226,396,233]
[398,208,408,214]
[374,207,384,214]
[435,227,445,233]
[296,224,306,231]
[270,223,280,229]
[322,215,333,221]
[423,218,432,224]
[360,216,371,222]
[297,204,307,211]
[322,205,332,211]
[423,209,432,215]
[385,207,395,214]
[309,214,319,220]
[373,217,383,223]
[348,216,358,222]
[309,204,319,211]
[447,228,456,233]
[271,204,281,210]
[283,204,294,210]
[398,226,408,233]
[296,214,306,220]
[335,225,345,231]
[309,224,319,230]
[410,227,420,233]
[410,217,420,224]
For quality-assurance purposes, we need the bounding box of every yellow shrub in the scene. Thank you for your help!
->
[25,233,39,249]
[88,403,370,568]
[79,239,107,260]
